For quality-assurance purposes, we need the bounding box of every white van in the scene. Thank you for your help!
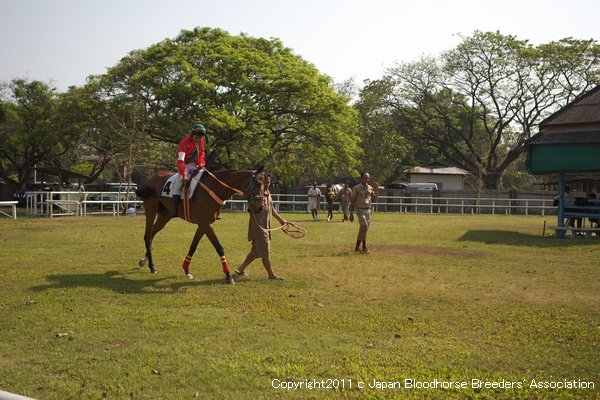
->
[407,183,439,192]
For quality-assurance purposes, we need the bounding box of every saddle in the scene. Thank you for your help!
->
[161,169,204,200]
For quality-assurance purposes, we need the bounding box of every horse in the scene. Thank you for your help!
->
[135,166,263,284]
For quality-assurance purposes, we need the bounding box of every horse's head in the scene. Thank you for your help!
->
[246,168,269,213]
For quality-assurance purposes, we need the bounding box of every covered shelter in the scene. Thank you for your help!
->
[403,161,470,190]
[34,166,90,188]
[526,85,600,236]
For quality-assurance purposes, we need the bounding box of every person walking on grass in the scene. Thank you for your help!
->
[336,182,352,222]
[307,182,321,221]
[350,172,379,254]
[235,173,287,280]
[325,182,337,221]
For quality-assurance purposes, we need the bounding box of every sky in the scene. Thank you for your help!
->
[1,0,599,92]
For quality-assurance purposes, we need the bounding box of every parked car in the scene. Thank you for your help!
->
[13,183,56,206]
[406,183,439,192]
[387,182,439,191]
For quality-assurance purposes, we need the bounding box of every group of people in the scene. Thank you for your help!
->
[172,123,380,280]
[554,186,599,232]
[307,181,349,222]
[307,181,363,224]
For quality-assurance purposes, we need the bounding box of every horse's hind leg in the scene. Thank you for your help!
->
[138,202,158,273]
[205,226,234,285]
[140,206,170,274]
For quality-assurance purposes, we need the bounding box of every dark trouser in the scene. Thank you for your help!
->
[172,195,181,217]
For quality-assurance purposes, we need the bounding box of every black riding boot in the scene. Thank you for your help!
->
[172,195,181,217]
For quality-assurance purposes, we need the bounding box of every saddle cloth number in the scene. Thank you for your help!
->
[161,172,202,198]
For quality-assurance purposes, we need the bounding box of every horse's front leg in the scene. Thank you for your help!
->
[182,226,206,279]
[205,226,234,285]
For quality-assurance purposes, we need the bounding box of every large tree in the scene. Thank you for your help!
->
[0,79,81,188]
[367,31,600,189]
[354,77,413,184]
[92,27,361,185]
[62,81,171,185]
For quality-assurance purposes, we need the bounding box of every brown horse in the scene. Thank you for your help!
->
[135,167,263,284]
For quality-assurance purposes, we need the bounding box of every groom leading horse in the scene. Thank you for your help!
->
[136,166,263,284]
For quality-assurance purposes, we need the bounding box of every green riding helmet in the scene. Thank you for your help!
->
[191,123,206,136]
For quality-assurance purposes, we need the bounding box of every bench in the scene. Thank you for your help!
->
[543,204,600,238]
[0,201,18,219]
[564,212,600,220]
[548,211,600,238]
[550,226,600,238]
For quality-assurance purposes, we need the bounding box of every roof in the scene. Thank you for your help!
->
[35,166,90,181]
[405,162,470,176]
[527,130,600,145]
[539,85,600,127]
[527,85,600,175]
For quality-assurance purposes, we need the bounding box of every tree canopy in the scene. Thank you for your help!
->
[2,29,599,191]
[0,80,81,188]
[359,31,600,189]
[92,27,361,185]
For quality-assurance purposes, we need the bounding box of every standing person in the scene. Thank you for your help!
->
[235,173,286,280]
[554,186,581,229]
[325,182,337,221]
[587,192,599,228]
[336,182,352,222]
[307,182,322,221]
[350,172,379,254]
[171,124,206,217]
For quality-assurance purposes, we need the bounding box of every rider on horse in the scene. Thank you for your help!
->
[172,123,206,216]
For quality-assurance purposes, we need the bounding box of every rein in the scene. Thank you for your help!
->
[198,182,226,206]
[200,166,245,197]
[250,211,306,239]
[180,167,257,221]
[251,211,286,234]
[182,169,229,222]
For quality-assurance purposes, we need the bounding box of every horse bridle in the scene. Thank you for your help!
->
[246,170,260,200]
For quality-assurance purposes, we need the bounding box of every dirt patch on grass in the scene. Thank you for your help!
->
[371,244,485,257]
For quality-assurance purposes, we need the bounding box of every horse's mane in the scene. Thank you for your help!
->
[213,169,253,174]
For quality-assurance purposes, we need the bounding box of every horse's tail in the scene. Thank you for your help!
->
[135,186,157,199]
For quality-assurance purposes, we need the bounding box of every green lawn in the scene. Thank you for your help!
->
[0,212,598,399]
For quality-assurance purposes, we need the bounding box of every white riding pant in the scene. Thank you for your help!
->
[171,163,197,196]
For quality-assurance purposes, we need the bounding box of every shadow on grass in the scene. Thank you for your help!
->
[29,269,230,294]
[459,230,600,247]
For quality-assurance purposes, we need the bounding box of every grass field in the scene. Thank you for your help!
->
[0,212,598,400]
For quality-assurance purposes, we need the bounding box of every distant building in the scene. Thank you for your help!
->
[404,162,470,191]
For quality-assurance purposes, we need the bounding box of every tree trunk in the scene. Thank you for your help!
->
[482,171,501,190]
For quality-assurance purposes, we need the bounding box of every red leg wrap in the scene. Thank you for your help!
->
[182,255,193,274]
[220,256,230,274]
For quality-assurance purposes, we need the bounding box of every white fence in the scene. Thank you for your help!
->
[0,390,37,400]
[22,191,142,217]
[19,190,558,217]
[0,201,18,219]
[225,192,557,216]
